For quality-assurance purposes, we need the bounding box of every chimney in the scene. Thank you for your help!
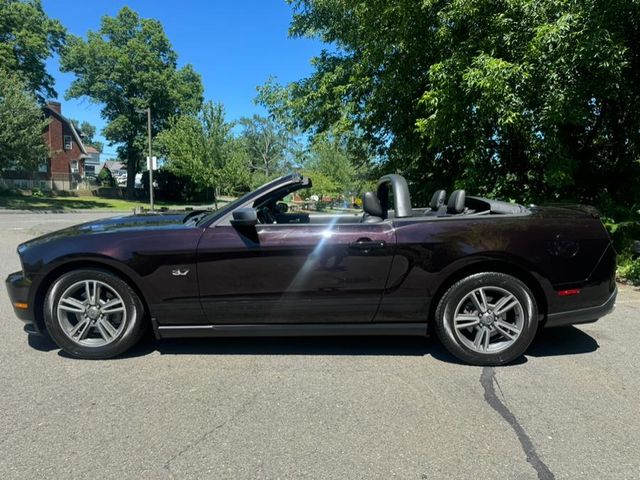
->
[46,101,61,113]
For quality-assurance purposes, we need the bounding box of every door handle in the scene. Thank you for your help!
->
[349,238,387,251]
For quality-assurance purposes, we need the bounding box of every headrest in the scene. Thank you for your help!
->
[429,190,447,210]
[447,189,466,214]
[362,191,384,218]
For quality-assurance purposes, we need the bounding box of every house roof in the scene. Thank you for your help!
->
[44,105,88,156]
[103,160,126,172]
[85,146,100,154]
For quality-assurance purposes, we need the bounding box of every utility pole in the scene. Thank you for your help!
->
[146,107,154,211]
[136,106,154,211]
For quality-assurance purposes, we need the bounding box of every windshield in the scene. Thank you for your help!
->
[194,174,299,226]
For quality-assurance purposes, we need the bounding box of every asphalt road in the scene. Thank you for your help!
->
[0,212,639,480]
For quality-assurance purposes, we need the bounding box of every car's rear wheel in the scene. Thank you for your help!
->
[43,269,145,359]
[435,272,538,366]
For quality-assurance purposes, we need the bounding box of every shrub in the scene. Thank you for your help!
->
[141,168,214,203]
[54,190,77,197]
[618,255,640,284]
[315,200,331,211]
[97,168,116,187]
[602,206,640,285]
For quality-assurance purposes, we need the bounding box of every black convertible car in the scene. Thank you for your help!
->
[6,173,616,365]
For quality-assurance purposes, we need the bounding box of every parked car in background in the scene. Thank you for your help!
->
[6,173,616,365]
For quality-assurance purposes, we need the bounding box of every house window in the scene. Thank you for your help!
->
[64,135,73,150]
[70,160,79,173]
[85,165,95,175]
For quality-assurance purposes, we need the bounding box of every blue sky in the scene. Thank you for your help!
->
[42,0,326,159]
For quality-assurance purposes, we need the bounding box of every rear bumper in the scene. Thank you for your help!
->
[545,287,617,328]
[5,271,40,333]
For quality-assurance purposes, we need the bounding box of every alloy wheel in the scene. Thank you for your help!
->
[56,279,127,347]
[452,286,524,354]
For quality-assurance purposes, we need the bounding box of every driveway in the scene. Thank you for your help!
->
[0,212,639,479]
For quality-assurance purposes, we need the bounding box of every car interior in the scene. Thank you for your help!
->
[250,174,530,225]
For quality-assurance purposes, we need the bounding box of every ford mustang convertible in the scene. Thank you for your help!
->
[6,173,616,365]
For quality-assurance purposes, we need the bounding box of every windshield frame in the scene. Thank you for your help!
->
[196,173,308,227]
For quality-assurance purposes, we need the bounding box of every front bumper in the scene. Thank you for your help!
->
[5,271,38,330]
[545,287,617,328]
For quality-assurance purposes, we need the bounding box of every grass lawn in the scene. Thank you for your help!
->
[0,193,223,212]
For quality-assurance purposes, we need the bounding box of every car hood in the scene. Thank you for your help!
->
[19,212,194,250]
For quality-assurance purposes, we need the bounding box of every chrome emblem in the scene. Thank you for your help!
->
[171,269,190,276]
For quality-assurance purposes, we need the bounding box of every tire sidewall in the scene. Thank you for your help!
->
[436,272,538,366]
[44,269,144,359]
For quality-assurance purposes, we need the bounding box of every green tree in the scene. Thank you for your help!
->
[78,121,103,153]
[222,137,253,194]
[238,115,292,178]
[0,0,65,99]
[298,169,339,202]
[0,70,48,172]
[157,101,250,203]
[260,0,640,207]
[303,132,365,195]
[97,165,115,187]
[69,119,104,153]
[60,7,203,198]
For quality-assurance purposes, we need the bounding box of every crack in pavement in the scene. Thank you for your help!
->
[163,394,257,478]
[480,367,555,480]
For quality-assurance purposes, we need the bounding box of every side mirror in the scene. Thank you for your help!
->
[231,208,258,227]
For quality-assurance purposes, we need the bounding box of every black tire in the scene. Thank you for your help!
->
[43,269,146,359]
[434,272,538,366]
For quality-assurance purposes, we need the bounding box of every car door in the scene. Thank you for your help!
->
[197,220,396,324]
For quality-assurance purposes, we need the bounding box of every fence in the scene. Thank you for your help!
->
[0,173,99,192]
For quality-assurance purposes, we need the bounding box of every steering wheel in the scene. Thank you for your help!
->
[275,202,289,214]
[257,206,276,224]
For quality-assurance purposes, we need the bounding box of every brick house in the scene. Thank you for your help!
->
[43,101,89,190]
[1,101,89,190]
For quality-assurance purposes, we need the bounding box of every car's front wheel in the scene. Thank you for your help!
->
[43,269,145,359]
[435,272,538,366]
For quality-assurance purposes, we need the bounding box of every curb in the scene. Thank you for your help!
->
[0,209,133,215]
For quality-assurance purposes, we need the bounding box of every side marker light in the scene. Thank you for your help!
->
[558,289,580,297]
